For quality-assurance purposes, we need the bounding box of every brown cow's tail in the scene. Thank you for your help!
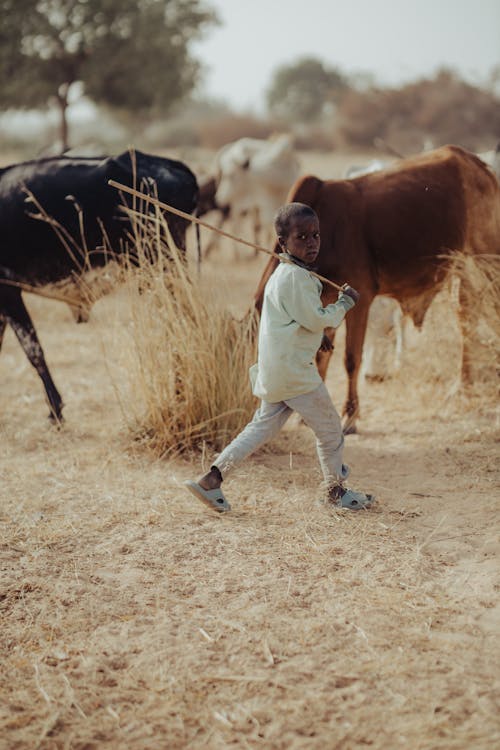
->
[286,174,324,207]
[252,175,325,315]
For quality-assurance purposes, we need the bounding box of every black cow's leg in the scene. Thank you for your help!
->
[1,289,64,422]
[343,301,371,435]
[166,218,190,256]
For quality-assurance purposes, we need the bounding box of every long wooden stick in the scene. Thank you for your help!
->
[108,179,345,292]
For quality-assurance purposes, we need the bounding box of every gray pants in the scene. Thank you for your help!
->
[214,382,349,487]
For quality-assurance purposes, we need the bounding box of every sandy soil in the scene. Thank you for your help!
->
[1,150,499,749]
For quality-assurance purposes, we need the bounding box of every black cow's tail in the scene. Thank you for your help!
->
[194,203,202,273]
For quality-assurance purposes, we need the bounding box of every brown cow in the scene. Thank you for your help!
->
[254,145,500,433]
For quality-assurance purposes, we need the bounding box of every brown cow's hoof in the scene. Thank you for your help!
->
[342,408,358,435]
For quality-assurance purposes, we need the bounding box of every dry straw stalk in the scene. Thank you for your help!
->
[116,197,258,456]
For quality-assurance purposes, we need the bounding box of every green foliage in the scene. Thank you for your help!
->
[0,0,218,146]
[266,56,347,123]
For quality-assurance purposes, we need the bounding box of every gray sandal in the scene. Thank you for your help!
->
[336,488,374,510]
[184,481,231,513]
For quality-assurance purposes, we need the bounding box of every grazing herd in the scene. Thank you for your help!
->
[197,133,300,256]
[1,138,499,428]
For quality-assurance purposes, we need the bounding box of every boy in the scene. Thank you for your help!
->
[185,202,374,513]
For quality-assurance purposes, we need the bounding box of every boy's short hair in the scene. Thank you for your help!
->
[274,202,318,239]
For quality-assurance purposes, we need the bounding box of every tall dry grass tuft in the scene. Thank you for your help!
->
[448,252,500,396]
[117,204,258,457]
[22,187,126,320]
[381,251,500,421]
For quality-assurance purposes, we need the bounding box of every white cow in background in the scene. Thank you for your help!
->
[200,134,300,256]
[478,143,500,181]
[344,159,391,179]
[362,296,407,381]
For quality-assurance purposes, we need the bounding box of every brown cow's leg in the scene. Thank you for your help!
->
[315,326,336,380]
[343,302,371,434]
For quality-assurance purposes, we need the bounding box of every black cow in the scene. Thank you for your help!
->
[0,149,198,422]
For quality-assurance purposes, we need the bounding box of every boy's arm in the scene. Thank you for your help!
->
[282,275,348,332]
[318,299,353,351]
[283,273,358,333]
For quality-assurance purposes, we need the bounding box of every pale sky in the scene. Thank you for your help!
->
[193,0,500,111]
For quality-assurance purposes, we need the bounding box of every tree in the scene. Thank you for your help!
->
[0,0,217,151]
[266,57,347,123]
[336,68,500,152]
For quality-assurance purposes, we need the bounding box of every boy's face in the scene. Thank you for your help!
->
[278,215,320,265]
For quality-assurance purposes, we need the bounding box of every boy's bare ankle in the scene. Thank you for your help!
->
[328,484,345,502]
[198,467,222,491]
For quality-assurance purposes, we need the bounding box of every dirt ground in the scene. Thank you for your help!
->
[1,150,499,749]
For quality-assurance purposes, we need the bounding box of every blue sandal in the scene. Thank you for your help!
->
[184,481,231,513]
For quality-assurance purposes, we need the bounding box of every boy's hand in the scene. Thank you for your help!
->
[319,333,334,352]
[340,284,360,304]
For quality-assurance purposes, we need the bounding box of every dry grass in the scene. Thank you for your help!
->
[354,254,499,428]
[447,253,500,395]
[1,150,499,750]
[117,229,500,457]
[1,404,498,749]
[113,210,258,457]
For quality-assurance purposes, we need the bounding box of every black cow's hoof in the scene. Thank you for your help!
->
[48,406,65,427]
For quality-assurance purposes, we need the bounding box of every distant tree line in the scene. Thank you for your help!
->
[178,64,499,154]
[334,68,500,153]
[0,0,217,151]
[264,57,500,153]
[0,1,498,155]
